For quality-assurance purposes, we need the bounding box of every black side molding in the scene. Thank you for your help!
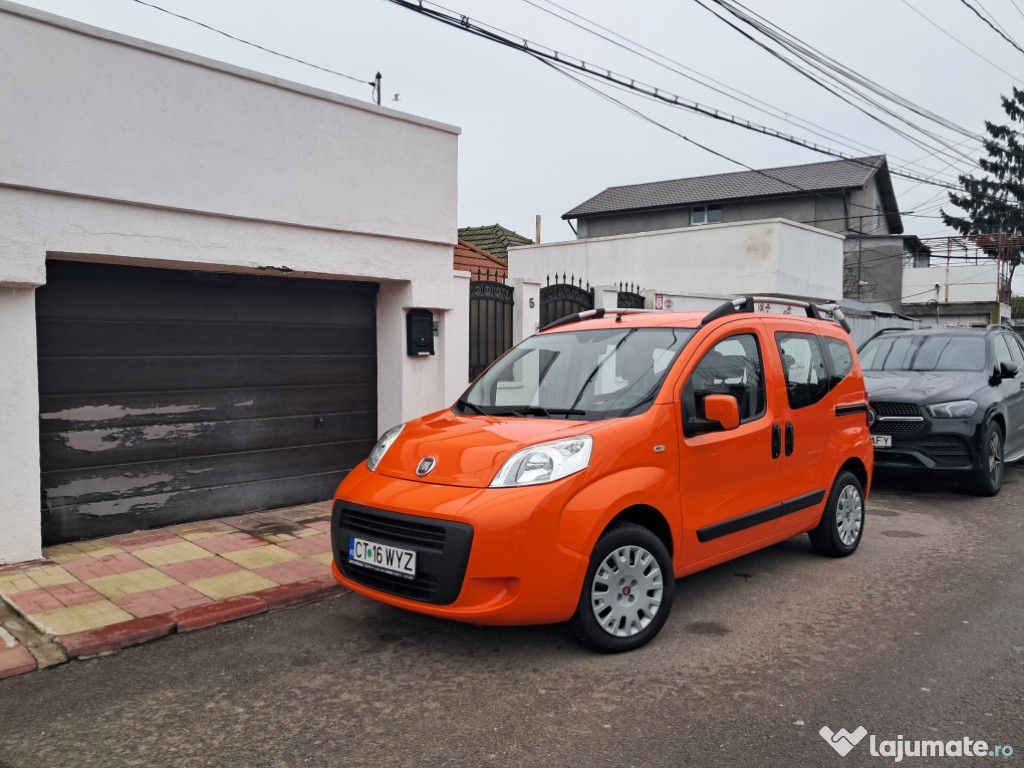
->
[696,489,826,543]
[835,404,869,417]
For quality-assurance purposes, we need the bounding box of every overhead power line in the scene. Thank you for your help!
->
[384,0,963,191]
[131,0,374,87]
[957,0,1024,56]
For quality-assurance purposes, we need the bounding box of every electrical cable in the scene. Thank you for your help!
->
[385,0,966,192]
[130,0,374,86]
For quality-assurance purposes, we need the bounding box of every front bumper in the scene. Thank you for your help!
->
[870,404,982,472]
[330,465,590,626]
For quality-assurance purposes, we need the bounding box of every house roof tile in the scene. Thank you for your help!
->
[454,238,508,278]
[458,224,533,261]
[563,155,896,225]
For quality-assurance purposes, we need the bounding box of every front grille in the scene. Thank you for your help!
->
[339,507,447,549]
[871,401,924,435]
[332,501,473,605]
[872,401,922,417]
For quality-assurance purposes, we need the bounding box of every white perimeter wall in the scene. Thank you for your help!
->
[509,219,844,307]
[0,2,464,563]
[902,263,1000,306]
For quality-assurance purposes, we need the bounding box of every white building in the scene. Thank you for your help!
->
[0,2,467,562]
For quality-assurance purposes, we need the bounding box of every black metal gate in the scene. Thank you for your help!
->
[469,268,513,380]
[540,274,594,328]
[617,282,645,309]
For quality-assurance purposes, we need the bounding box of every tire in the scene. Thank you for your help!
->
[968,421,1003,497]
[808,470,864,557]
[569,523,675,653]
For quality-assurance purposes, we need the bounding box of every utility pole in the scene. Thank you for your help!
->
[370,72,382,105]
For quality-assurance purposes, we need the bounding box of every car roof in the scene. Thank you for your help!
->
[866,325,1007,340]
[539,297,851,335]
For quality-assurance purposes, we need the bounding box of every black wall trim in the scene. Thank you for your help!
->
[697,489,826,542]
[835,403,868,417]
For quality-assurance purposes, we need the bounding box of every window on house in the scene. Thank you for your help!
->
[691,204,722,225]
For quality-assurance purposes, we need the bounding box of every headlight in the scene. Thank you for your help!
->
[927,400,978,419]
[490,436,593,488]
[366,424,405,471]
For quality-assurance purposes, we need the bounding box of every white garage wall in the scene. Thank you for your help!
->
[0,2,464,563]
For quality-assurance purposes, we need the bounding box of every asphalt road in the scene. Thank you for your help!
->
[1,468,1022,768]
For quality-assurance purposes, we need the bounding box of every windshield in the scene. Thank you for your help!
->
[458,326,694,420]
[859,334,987,372]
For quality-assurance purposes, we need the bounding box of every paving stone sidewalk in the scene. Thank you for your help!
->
[0,501,345,680]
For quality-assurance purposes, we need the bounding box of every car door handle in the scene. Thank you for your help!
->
[785,422,795,456]
[772,423,782,459]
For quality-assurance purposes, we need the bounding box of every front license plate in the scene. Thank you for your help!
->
[872,435,892,448]
[348,536,416,579]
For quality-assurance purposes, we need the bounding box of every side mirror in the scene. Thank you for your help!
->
[1000,361,1019,379]
[703,394,740,430]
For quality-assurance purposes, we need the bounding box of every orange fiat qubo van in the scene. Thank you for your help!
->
[331,297,873,652]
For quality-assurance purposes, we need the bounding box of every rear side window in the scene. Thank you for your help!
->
[775,332,830,409]
[824,337,855,383]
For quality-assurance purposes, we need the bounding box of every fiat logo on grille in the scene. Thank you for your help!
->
[416,456,437,477]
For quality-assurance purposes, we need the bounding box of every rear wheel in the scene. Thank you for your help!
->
[569,523,675,653]
[968,421,1003,497]
[809,470,864,557]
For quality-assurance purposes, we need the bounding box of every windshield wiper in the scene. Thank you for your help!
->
[489,406,586,419]
[455,398,487,415]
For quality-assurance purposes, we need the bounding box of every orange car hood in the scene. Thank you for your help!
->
[373,409,600,488]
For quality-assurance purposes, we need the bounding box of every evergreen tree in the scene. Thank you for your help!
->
[942,87,1024,286]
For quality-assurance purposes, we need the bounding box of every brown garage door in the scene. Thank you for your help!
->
[37,260,378,545]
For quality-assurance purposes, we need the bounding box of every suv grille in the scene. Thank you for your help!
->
[871,401,924,435]
[872,402,921,417]
[332,501,473,605]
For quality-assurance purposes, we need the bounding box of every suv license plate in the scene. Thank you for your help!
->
[872,435,892,448]
[348,536,416,579]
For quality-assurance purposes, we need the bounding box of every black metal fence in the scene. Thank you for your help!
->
[468,268,513,380]
[468,271,644,380]
[540,274,594,328]
[617,282,645,309]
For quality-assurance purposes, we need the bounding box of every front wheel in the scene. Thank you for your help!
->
[808,470,864,557]
[569,523,675,653]
[967,421,1003,497]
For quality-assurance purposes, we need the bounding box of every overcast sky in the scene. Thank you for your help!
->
[10,0,1024,246]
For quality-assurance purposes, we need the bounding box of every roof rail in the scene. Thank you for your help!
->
[540,307,656,331]
[701,296,851,333]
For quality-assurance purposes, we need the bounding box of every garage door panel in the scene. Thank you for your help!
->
[40,410,377,470]
[44,470,353,544]
[37,318,377,358]
[42,442,371,508]
[40,264,378,326]
[38,353,376,395]
[39,383,377,431]
[37,261,379,544]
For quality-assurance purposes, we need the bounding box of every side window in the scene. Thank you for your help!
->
[683,333,765,436]
[994,335,1015,370]
[824,336,855,387]
[1010,334,1024,364]
[775,332,830,409]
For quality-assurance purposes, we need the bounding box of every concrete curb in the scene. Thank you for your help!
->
[0,576,348,674]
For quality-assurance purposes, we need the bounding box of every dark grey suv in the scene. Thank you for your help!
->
[859,325,1024,495]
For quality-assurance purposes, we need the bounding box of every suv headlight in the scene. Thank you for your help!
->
[366,424,405,471]
[491,436,593,487]
[927,400,978,419]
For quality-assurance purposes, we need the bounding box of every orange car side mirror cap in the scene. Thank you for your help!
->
[704,394,740,431]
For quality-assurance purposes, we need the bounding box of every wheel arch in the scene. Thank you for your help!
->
[604,505,674,559]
